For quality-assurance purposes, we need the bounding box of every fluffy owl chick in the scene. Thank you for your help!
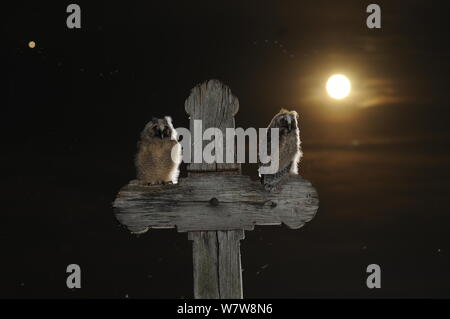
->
[135,116,182,185]
[259,109,302,191]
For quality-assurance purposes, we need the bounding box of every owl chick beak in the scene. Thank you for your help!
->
[287,122,293,133]
[158,129,165,139]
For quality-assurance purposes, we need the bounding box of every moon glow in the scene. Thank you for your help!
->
[326,74,351,100]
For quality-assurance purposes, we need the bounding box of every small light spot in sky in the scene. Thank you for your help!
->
[252,38,296,60]
[28,41,36,49]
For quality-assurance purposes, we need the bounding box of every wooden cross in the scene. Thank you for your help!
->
[113,80,319,299]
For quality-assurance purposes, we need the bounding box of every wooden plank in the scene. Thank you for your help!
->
[188,230,245,299]
[185,79,240,173]
[113,175,319,234]
[217,230,245,298]
[188,231,220,299]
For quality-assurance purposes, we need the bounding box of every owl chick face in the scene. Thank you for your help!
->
[273,110,299,136]
[142,116,176,140]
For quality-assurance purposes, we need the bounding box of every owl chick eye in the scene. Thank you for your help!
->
[163,127,171,137]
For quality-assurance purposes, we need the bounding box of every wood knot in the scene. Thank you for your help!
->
[264,200,277,208]
[209,197,219,206]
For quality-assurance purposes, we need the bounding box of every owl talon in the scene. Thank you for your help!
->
[145,181,162,186]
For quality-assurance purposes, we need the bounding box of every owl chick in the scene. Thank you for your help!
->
[259,109,302,191]
[135,116,182,185]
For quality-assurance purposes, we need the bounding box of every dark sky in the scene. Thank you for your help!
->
[2,1,450,298]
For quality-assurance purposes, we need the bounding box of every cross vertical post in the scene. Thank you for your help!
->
[189,230,244,298]
[185,80,243,299]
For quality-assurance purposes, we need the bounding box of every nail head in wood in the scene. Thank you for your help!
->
[209,197,219,206]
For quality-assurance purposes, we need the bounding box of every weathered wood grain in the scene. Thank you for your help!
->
[113,175,319,234]
[188,231,220,299]
[217,230,244,298]
[185,79,240,173]
[188,230,244,299]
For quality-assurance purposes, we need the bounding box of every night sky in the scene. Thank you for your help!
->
[2,0,450,298]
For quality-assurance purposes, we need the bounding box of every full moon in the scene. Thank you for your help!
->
[326,74,351,99]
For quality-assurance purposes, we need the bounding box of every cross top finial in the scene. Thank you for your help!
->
[185,79,239,121]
